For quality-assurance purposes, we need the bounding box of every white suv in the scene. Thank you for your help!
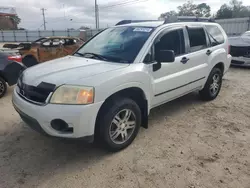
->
[12,17,231,151]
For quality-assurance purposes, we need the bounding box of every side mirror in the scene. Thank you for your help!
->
[155,50,175,63]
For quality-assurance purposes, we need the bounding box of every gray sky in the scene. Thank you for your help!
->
[1,0,250,30]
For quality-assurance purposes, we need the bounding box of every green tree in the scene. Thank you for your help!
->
[216,0,250,18]
[159,1,211,19]
[10,15,21,25]
[177,1,197,16]
[196,3,211,17]
[158,11,178,20]
[216,4,233,19]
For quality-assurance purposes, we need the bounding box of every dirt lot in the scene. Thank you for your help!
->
[0,67,250,188]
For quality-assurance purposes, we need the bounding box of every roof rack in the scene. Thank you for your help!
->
[164,16,215,24]
[115,20,159,26]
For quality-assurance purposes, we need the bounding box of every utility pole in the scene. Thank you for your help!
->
[41,8,47,30]
[95,0,99,29]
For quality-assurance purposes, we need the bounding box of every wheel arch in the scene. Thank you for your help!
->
[214,62,225,74]
[95,87,149,137]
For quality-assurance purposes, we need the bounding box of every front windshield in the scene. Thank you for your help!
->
[74,26,155,63]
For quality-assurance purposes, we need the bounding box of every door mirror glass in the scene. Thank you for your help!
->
[155,50,175,63]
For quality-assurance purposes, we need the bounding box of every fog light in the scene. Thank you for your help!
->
[51,119,73,133]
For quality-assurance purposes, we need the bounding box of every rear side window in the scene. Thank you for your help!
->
[187,27,207,52]
[205,25,225,46]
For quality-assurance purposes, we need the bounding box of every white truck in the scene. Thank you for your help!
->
[12,17,231,151]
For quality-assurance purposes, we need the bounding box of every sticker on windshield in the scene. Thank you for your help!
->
[133,28,152,32]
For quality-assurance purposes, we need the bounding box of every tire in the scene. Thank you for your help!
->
[199,67,222,101]
[22,56,38,68]
[0,77,7,98]
[97,98,141,152]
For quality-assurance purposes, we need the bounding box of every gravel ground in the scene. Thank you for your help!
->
[0,67,250,188]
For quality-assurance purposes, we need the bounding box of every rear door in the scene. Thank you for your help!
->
[182,26,211,90]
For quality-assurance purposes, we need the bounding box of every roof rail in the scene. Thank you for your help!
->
[164,16,215,24]
[115,19,159,26]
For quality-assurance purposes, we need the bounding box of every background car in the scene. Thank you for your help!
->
[229,31,250,66]
[0,51,24,98]
[4,36,84,67]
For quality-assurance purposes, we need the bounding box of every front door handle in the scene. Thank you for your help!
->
[206,50,212,55]
[180,57,189,64]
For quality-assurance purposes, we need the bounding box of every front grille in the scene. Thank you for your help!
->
[17,79,56,104]
[230,46,250,57]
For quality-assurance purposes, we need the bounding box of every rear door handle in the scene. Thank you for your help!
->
[180,57,189,64]
[206,50,212,55]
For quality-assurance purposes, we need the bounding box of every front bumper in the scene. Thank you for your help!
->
[231,56,250,66]
[12,87,103,139]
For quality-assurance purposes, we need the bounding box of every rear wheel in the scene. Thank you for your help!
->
[0,77,7,98]
[199,67,222,101]
[22,56,38,68]
[97,98,141,151]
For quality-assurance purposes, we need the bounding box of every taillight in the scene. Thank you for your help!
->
[8,55,22,63]
[228,45,231,54]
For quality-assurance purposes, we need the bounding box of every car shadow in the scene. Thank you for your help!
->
[148,92,204,123]
[1,91,206,187]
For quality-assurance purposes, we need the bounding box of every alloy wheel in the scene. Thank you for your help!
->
[109,109,136,144]
[210,73,220,96]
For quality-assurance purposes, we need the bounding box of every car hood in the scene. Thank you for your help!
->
[22,55,129,86]
[228,36,250,47]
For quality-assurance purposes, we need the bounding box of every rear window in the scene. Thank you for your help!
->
[187,27,207,52]
[205,25,225,46]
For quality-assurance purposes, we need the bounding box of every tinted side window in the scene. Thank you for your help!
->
[155,29,185,56]
[187,28,207,52]
[205,25,225,46]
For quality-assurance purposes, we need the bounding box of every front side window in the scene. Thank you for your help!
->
[75,26,154,63]
[187,27,207,52]
[205,25,225,46]
[155,29,185,56]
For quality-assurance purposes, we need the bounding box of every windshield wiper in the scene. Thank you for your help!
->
[75,52,108,61]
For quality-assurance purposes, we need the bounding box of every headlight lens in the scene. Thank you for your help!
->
[50,85,94,104]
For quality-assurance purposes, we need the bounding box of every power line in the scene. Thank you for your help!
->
[41,8,47,30]
[100,0,134,8]
[101,0,149,9]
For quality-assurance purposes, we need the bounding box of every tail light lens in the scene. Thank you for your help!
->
[8,55,22,63]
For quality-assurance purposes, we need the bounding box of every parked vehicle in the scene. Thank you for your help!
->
[0,52,25,98]
[229,31,250,66]
[12,17,231,151]
[4,36,84,67]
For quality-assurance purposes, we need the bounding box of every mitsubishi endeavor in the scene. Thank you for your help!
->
[12,17,231,151]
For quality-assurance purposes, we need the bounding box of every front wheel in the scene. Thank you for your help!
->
[199,67,222,101]
[0,77,7,98]
[97,98,141,152]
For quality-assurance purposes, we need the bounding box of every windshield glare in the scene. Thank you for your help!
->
[75,26,154,63]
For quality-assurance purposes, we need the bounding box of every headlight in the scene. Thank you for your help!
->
[50,85,94,104]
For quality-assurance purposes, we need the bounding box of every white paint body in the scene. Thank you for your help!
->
[12,22,232,138]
